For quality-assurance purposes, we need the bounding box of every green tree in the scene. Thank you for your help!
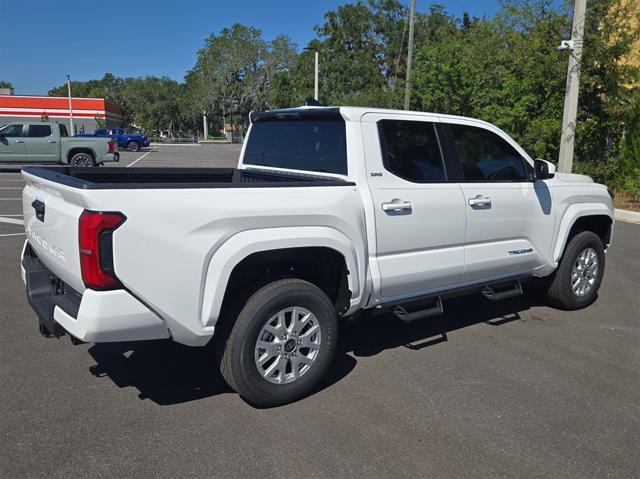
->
[0,80,13,89]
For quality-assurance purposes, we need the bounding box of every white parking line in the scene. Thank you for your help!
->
[0,232,25,237]
[0,217,24,225]
[126,148,156,168]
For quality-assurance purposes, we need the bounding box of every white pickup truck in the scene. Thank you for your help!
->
[20,106,614,406]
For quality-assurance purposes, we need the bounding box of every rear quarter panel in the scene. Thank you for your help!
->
[93,185,367,345]
[61,137,109,164]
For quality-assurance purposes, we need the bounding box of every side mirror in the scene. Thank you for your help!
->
[534,159,555,180]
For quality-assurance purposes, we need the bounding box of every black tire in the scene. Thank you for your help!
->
[127,141,140,152]
[218,278,338,407]
[546,231,605,310]
[69,152,96,167]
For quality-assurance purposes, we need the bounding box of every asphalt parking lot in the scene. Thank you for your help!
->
[1,145,639,478]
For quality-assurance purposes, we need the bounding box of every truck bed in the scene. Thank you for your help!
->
[21,166,354,189]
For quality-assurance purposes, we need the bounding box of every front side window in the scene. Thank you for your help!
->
[379,119,446,183]
[0,124,24,137]
[28,125,52,137]
[451,124,529,182]
[244,119,347,175]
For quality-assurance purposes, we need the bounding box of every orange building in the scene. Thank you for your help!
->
[0,94,124,134]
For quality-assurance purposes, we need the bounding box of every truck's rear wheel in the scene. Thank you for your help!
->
[69,152,95,167]
[127,141,140,152]
[218,279,337,407]
[546,231,605,310]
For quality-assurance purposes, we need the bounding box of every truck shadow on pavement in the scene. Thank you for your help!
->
[87,288,550,406]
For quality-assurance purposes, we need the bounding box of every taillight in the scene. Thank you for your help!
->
[78,210,126,289]
[108,139,116,153]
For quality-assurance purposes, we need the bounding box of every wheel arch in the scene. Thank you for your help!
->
[553,205,613,264]
[200,226,365,330]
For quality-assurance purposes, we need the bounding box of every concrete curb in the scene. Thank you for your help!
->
[614,208,640,224]
[149,143,201,147]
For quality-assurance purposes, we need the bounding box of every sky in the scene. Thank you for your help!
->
[1,0,535,95]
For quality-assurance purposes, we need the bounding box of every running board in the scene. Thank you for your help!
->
[393,296,443,323]
[481,280,523,302]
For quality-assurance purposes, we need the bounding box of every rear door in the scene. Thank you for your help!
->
[362,114,467,299]
[0,124,26,162]
[442,120,555,282]
[24,124,58,162]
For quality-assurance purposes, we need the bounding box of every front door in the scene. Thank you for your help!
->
[0,124,26,162]
[362,114,467,300]
[24,124,58,162]
[443,121,555,282]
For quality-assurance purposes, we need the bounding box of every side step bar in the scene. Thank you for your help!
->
[393,297,443,323]
[389,278,525,324]
[481,280,523,302]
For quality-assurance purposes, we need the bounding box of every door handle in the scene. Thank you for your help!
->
[468,195,492,207]
[47,140,57,143]
[382,200,412,212]
[15,139,24,143]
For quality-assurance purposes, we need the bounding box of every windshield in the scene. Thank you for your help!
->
[243,119,347,175]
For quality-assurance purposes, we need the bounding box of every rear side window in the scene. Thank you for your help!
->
[451,124,529,181]
[379,120,446,183]
[59,124,68,137]
[28,125,52,137]
[244,119,347,175]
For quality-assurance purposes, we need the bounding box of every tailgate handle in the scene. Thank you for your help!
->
[32,200,45,222]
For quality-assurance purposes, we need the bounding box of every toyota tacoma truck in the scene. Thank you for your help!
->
[0,122,119,166]
[77,127,149,152]
[20,106,614,406]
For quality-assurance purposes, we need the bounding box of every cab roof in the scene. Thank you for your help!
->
[250,105,496,130]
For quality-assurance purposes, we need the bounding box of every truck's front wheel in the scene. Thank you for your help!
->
[546,231,605,310]
[127,141,140,152]
[218,279,338,407]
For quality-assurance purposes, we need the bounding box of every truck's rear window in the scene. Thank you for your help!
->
[243,119,347,175]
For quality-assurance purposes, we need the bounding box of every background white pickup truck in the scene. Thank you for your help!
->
[20,106,614,406]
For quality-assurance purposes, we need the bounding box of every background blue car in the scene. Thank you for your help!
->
[79,128,149,152]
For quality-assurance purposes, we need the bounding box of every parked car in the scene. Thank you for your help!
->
[0,122,118,166]
[20,106,614,406]
[78,128,149,152]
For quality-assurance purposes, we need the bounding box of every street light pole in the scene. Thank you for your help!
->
[66,75,74,135]
[403,0,416,110]
[558,0,587,173]
[314,51,319,101]
[203,111,208,140]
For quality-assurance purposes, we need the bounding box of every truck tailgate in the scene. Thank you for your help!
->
[22,173,86,294]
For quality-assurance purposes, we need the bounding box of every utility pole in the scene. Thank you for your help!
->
[66,75,74,135]
[558,0,587,173]
[314,51,319,101]
[203,111,208,140]
[403,0,416,110]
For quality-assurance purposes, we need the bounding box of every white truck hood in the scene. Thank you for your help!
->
[554,172,594,183]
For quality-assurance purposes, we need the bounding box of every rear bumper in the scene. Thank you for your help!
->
[21,242,169,343]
